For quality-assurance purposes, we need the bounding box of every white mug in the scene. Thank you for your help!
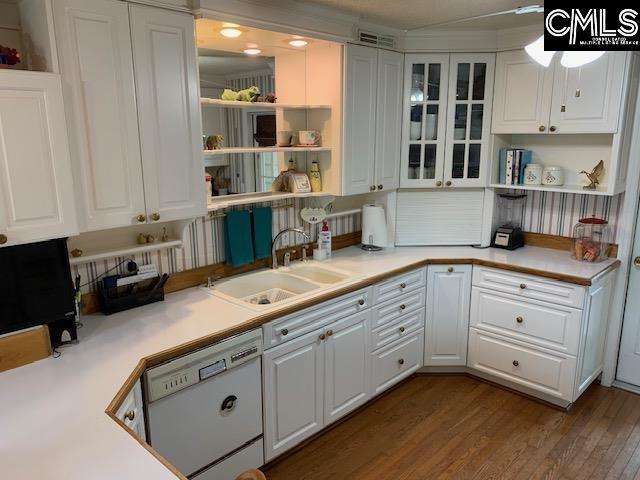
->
[298,130,321,146]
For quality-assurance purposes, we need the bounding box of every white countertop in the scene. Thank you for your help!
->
[0,246,618,480]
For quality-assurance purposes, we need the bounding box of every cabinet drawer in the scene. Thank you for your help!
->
[468,328,576,401]
[371,311,424,351]
[373,289,425,329]
[373,268,426,305]
[471,288,582,355]
[264,287,371,348]
[472,267,585,308]
[371,330,424,395]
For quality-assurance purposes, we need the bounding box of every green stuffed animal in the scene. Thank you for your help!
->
[220,86,260,102]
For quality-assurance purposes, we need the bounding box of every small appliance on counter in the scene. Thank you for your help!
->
[361,204,388,251]
[491,193,526,250]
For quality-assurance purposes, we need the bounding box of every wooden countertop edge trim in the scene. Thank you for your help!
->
[103,254,619,480]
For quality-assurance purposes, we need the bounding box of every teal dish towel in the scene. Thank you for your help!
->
[252,206,273,260]
[224,210,255,267]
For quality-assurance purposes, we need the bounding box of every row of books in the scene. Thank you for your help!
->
[498,148,533,185]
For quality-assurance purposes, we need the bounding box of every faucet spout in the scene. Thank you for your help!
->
[272,228,311,269]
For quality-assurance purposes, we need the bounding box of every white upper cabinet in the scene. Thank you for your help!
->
[491,49,554,134]
[443,54,495,188]
[53,0,146,231]
[130,5,205,223]
[549,52,627,134]
[343,44,378,195]
[343,44,403,195]
[493,50,627,134]
[373,49,403,191]
[0,72,78,247]
[53,0,204,231]
[401,53,494,188]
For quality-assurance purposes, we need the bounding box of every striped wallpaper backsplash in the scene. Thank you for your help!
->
[519,191,625,242]
[73,199,362,294]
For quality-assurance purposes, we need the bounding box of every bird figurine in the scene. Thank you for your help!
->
[580,160,604,190]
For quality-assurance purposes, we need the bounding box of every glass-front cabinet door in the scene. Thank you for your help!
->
[400,53,494,188]
[444,54,495,187]
[400,54,449,188]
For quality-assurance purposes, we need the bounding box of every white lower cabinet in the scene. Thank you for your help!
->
[116,379,146,441]
[371,330,424,396]
[424,265,471,366]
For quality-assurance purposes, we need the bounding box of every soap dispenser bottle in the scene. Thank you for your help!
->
[319,221,332,259]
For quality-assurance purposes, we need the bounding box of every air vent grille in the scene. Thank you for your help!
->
[357,30,395,49]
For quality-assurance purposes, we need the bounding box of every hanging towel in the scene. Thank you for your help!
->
[224,210,254,267]
[252,206,273,260]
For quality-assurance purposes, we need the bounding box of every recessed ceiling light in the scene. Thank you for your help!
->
[243,48,262,55]
[220,28,242,38]
[289,39,308,47]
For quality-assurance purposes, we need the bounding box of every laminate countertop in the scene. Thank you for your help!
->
[0,245,619,480]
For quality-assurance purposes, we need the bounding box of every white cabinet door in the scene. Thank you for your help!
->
[400,54,449,188]
[373,49,403,192]
[53,0,146,231]
[0,72,77,247]
[324,310,371,425]
[443,54,494,187]
[263,328,325,462]
[129,5,205,223]
[116,379,146,441]
[343,44,377,195]
[424,265,471,366]
[550,52,627,134]
[492,49,554,134]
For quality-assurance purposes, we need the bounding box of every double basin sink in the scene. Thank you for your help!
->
[205,262,360,310]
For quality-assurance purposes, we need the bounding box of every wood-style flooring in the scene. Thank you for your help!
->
[263,375,640,480]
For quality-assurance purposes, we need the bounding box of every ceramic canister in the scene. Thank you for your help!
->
[542,166,564,186]
[524,164,543,185]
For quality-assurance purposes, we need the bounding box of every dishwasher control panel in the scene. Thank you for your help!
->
[145,329,262,403]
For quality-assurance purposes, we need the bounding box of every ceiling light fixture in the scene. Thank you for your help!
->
[220,27,242,38]
[243,48,262,55]
[288,38,308,47]
[525,35,604,68]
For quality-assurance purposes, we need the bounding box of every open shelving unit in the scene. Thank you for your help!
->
[489,183,609,196]
[207,191,332,211]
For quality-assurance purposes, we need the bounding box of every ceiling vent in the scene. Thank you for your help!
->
[357,30,396,49]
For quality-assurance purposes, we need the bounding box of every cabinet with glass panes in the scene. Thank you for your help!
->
[400,53,495,188]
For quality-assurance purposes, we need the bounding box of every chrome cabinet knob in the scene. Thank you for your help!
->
[539,125,546,132]
[0,234,6,245]
[399,326,405,333]
[516,316,524,324]
[136,214,146,223]
[513,360,519,367]
[400,282,406,289]
[436,180,442,187]
[358,299,365,306]
[151,212,160,221]
[281,328,289,336]
[398,358,405,365]
[377,184,383,190]
[519,283,527,290]
[399,304,406,310]
[124,410,135,421]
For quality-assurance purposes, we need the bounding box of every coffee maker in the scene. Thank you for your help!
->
[491,193,526,250]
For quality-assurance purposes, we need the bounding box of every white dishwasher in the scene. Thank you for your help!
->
[145,329,264,480]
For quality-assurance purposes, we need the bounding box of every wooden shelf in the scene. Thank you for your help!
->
[207,191,332,211]
[489,183,612,196]
[69,239,182,265]
[201,98,331,110]
[203,146,331,156]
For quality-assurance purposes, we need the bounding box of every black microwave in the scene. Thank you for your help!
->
[0,239,76,344]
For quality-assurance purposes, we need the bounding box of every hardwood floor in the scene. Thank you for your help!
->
[263,375,640,480]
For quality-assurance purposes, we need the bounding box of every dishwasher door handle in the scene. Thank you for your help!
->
[221,395,238,413]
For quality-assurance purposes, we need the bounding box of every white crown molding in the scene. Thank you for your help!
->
[496,24,542,51]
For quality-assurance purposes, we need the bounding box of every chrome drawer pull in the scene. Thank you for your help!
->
[399,326,405,333]
[400,282,406,289]
[512,360,519,367]
[358,299,365,306]
[516,316,523,324]
[281,328,289,336]
[519,283,527,290]
[399,304,406,310]
[398,358,405,365]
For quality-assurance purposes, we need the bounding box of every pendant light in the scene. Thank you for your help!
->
[525,35,605,68]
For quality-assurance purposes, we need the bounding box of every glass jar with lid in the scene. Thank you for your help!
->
[572,217,612,262]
